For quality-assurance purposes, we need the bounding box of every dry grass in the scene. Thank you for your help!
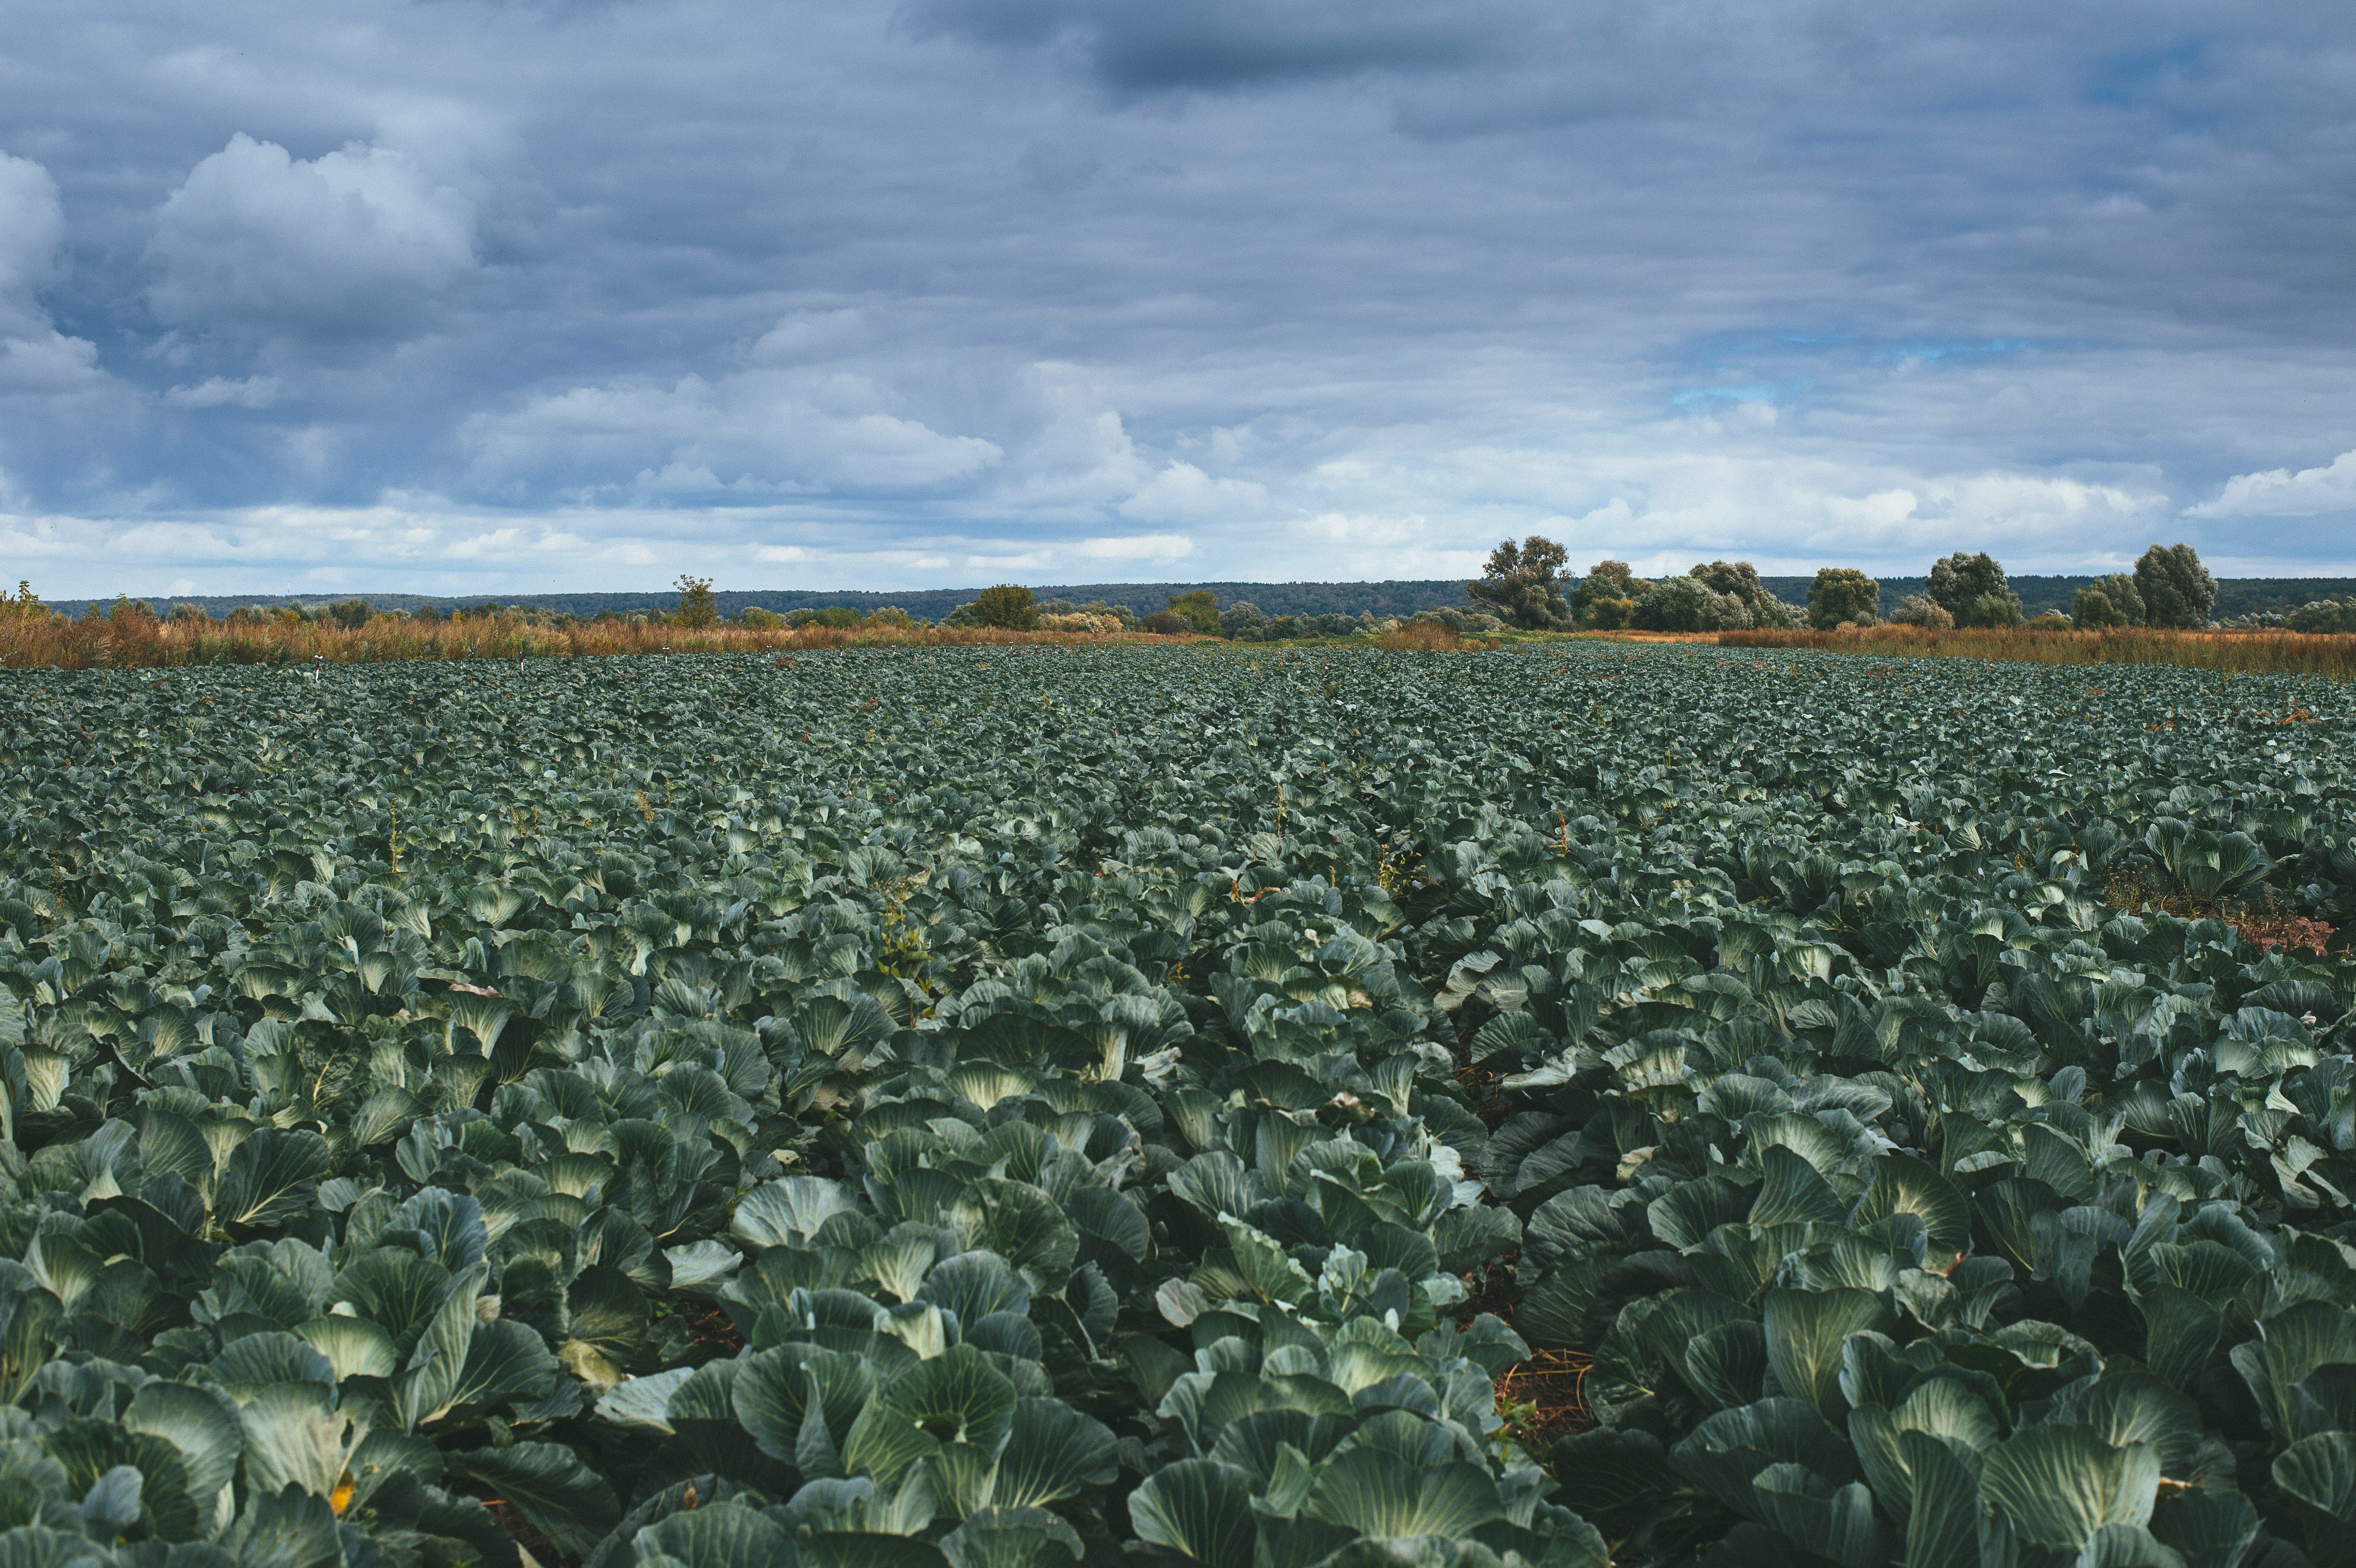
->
[0,609,1194,670]
[1493,1349,1594,1451]
[2103,871,2337,956]
[1719,623,2356,677]
[1374,620,1464,651]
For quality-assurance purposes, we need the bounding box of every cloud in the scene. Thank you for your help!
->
[899,0,1500,96]
[464,367,1004,494]
[1117,461,1266,523]
[164,375,282,409]
[150,134,478,336]
[2186,449,2356,520]
[4,0,2356,590]
[1075,531,1193,561]
[0,149,120,515]
[0,154,66,339]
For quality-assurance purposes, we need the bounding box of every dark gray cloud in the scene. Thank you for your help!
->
[1,0,2353,595]
[898,0,1503,94]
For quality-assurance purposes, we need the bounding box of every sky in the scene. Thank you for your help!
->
[3,0,2355,597]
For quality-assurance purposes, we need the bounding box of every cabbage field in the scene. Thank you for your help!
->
[1,644,2353,1568]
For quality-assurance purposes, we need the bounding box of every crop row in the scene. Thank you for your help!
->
[0,645,2351,1568]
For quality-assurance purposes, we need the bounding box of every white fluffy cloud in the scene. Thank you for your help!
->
[150,135,478,335]
[0,153,107,397]
[465,366,1003,494]
[2186,450,2356,520]
[1117,461,1268,523]
[0,154,65,338]
[163,376,282,409]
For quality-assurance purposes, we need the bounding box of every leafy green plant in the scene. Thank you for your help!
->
[0,642,2351,1568]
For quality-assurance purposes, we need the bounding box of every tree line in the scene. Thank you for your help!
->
[1465,539,2221,632]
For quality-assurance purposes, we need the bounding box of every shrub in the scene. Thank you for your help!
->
[2071,574,2146,629]
[1888,594,1954,629]
[2289,598,2356,634]
[1141,610,1190,634]
[971,584,1040,630]
[1573,561,1651,623]
[1807,567,1879,628]
[1925,551,2020,626]
[1167,588,1219,634]
[1961,590,2023,629]
[738,606,783,629]
[326,598,373,630]
[1374,618,1460,649]
[1689,559,1798,628]
[1584,596,1636,630]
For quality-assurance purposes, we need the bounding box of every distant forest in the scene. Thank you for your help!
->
[47,579,1479,621]
[49,573,2356,623]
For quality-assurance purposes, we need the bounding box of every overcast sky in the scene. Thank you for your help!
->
[3,0,2354,596]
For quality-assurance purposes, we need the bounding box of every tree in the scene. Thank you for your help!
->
[971,584,1040,630]
[1571,561,1651,627]
[1963,592,2022,629]
[1888,594,1954,629]
[1167,589,1219,634]
[1219,601,1267,639]
[673,575,719,629]
[326,599,373,630]
[1584,595,1635,630]
[1632,576,1753,632]
[1807,568,1879,629]
[2135,543,2215,628]
[1141,610,1190,634]
[2070,573,2145,629]
[1925,552,2022,628]
[1689,560,1800,629]
[0,581,46,621]
[1469,536,1574,629]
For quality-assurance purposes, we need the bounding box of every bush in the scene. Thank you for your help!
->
[738,606,783,629]
[1141,610,1190,634]
[1585,596,1636,630]
[168,601,209,623]
[970,584,1039,630]
[1807,567,1879,629]
[1888,594,1954,629]
[326,598,373,630]
[1219,600,1266,638]
[2290,598,2356,634]
[1167,589,1219,634]
[1629,580,1752,632]
[1925,552,2020,626]
[1572,561,1650,624]
[1689,559,1797,628]
[1960,591,2023,629]
[862,606,917,630]
[2071,574,2145,629]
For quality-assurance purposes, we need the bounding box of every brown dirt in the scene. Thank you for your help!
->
[1494,1348,1594,1450]
[675,1301,746,1353]
[474,1495,564,1567]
